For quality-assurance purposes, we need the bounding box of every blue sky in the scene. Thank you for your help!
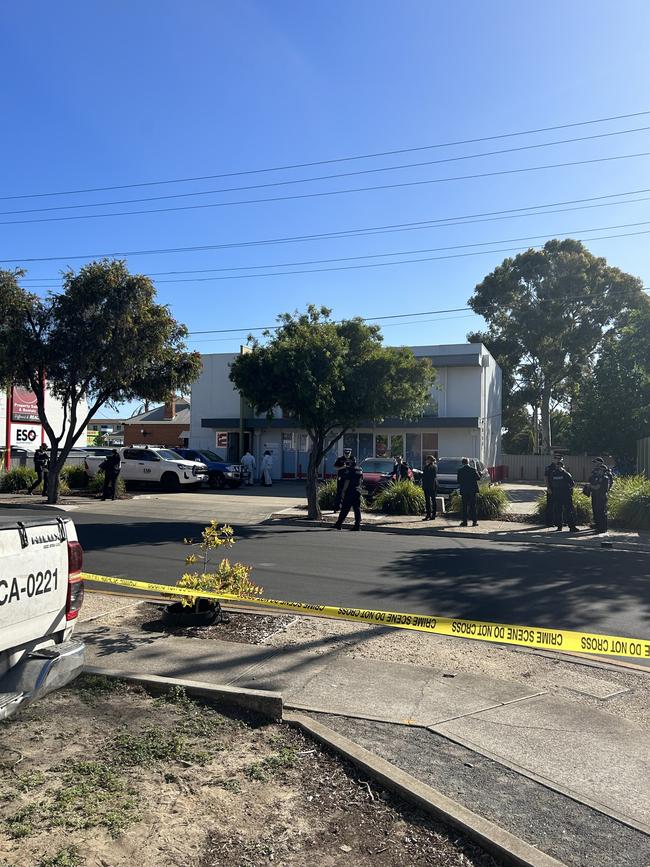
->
[2,1,650,413]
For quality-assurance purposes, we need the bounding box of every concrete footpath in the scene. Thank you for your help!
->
[77,595,650,867]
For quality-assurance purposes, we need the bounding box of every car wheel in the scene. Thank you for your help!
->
[161,472,181,492]
[227,481,242,489]
[211,472,226,489]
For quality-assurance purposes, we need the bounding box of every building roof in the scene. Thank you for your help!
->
[124,400,191,425]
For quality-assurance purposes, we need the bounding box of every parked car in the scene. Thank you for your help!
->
[435,457,490,496]
[1,516,84,720]
[84,446,208,491]
[173,448,248,489]
[359,457,422,495]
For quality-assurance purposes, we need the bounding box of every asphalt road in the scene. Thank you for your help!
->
[3,504,649,646]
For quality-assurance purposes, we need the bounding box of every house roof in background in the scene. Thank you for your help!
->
[124,399,190,425]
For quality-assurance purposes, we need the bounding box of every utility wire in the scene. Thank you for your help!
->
[18,188,650,283]
[6,185,650,265]
[187,283,649,338]
[135,228,650,283]
[4,125,650,217]
[187,313,481,343]
[3,150,650,228]
[22,220,646,288]
[3,108,649,201]
[99,219,650,283]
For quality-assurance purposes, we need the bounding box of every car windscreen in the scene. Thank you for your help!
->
[155,449,187,461]
[200,450,225,462]
[437,459,464,474]
[362,460,394,473]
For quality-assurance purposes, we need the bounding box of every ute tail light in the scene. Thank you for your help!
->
[66,540,84,620]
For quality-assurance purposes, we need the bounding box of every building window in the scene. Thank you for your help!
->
[390,434,404,458]
[358,433,373,461]
[422,432,439,460]
[375,434,388,457]
[406,433,421,468]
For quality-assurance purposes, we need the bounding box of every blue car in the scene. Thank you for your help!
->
[173,448,248,489]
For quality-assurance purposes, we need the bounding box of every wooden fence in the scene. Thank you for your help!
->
[500,453,614,483]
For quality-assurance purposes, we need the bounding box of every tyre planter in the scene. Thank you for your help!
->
[163,598,229,627]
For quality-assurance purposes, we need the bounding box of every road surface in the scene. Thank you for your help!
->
[2,500,648,647]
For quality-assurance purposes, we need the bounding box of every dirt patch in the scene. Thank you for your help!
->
[0,676,499,867]
[113,601,296,645]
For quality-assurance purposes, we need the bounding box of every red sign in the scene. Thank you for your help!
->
[11,386,40,423]
[216,432,228,449]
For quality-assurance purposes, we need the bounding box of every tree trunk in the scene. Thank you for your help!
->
[306,438,324,520]
[47,449,63,504]
[540,388,552,455]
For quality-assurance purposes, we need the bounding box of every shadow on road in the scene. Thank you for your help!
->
[372,544,650,634]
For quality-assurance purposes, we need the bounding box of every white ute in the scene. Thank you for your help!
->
[85,445,208,492]
[0,517,85,720]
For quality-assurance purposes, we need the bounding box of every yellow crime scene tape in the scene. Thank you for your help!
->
[81,572,650,661]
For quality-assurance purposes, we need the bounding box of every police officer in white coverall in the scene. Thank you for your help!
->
[240,449,256,485]
[260,450,273,486]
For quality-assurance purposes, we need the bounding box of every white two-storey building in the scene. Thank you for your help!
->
[188,343,501,482]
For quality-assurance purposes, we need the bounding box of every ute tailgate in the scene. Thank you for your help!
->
[0,518,71,654]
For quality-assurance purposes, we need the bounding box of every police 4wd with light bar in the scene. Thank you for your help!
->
[0,517,85,721]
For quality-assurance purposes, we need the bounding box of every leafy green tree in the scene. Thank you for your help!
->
[569,298,650,463]
[0,261,201,502]
[468,239,644,453]
[229,306,435,519]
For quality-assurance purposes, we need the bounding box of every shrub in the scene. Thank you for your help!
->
[534,488,592,525]
[450,484,510,519]
[317,479,338,510]
[177,521,262,607]
[0,467,70,495]
[61,465,89,489]
[0,466,37,492]
[88,471,127,498]
[370,480,425,515]
[608,475,650,530]
[317,478,366,511]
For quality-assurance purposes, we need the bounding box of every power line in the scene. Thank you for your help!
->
[133,228,650,283]
[186,284,649,339]
[3,150,650,228]
[3,108,650,201]
[7,185,650,266]
[106,219,650,283]
[18,189,650,283]
[4,125,650,218]
[187,306,475,335]
[187,313,481,343]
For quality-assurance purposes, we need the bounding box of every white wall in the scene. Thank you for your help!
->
[189,353,240,449]
[438,429,477,459]
[445,367,482,417]
[479,354,502,467]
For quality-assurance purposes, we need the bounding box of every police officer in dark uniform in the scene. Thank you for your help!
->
[586,457,613,534]
[333,457,363,531]
[392,455,410,481]
[333,448,353,511]
[28,444,50,495]
[549,457,578,532]
[544,455,561,528]
[100,449,122,501]
[457,457,481,527]
[422,455,437,520]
